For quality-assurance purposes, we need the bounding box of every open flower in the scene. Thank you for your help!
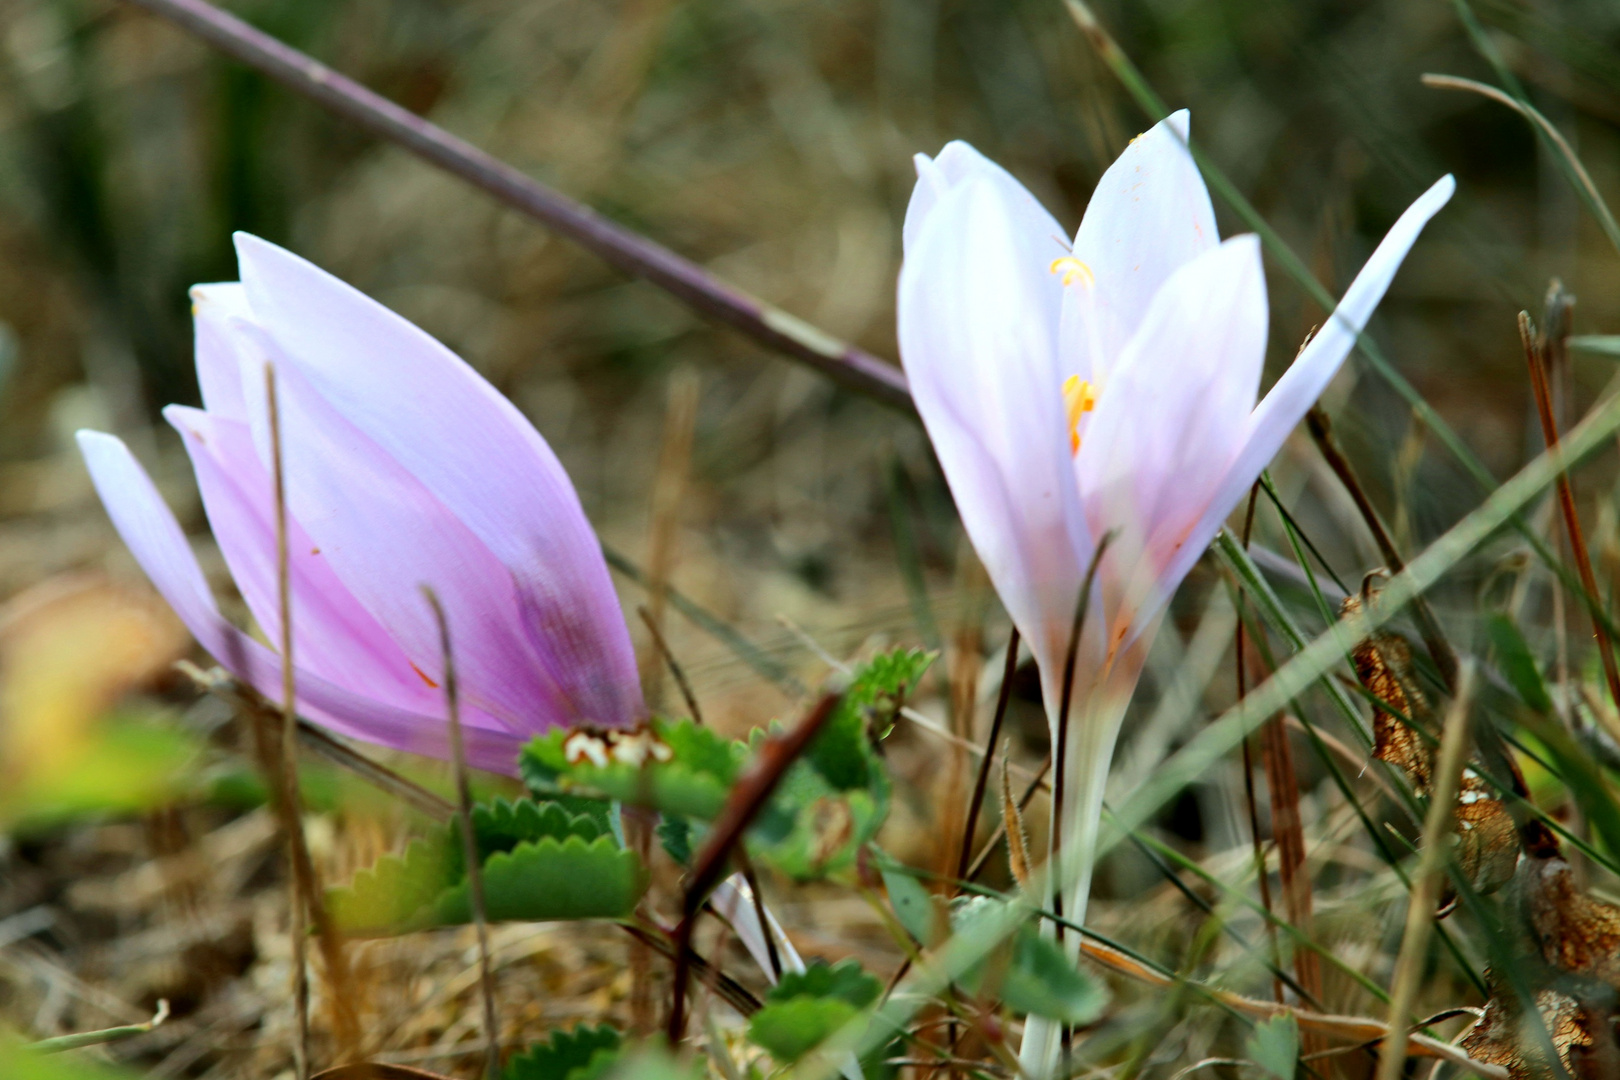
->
[78,234,643,773]
[898,111,1451,1068]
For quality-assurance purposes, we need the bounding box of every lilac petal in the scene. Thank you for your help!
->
[233,347,588,736]
[1155,174,1457,605]
[1066,110,1219,377]
[165,404,442,716]
[233,234,642,730]
[75,430,527,773]
[899,175,1091,681]
[191,283,256,423]
[904,141,1070,261]
[1075,235,1267,623]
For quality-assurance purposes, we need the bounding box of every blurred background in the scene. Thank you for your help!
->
[1,0,1619,1073]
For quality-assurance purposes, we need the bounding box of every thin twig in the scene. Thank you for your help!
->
[1519,309,1620,735]
[638,606,705,726]
[1306,407,1460,692]
[1375,662,1478,1080]
[667,691,844,1043]
[421,588,501,1080]
[956,629,1020,887]
[118,0,910,412]
[268,362,310,1080]
[263,366,360,1067]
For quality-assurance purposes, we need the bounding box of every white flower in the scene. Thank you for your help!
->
[898,110,1452,1073]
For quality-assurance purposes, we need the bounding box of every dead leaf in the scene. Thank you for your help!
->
[1461,987,1592,1080]
[1523,854,1620,990]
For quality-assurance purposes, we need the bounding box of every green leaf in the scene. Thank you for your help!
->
[327,834,457,935]
[503,1025,622,1080]
[1486,614,1553,714]
[1245,1014,1299,1080]
[998,930,1108,1024]
[768,959,881,1008]
[949,897,1109,1023]
[657,814,692,866]
[748,997,860,1063]
[880,866,939,946]
[810,647,934,790]
[328,800,645,935]
[433,836,647,925]
[520,719,744,822]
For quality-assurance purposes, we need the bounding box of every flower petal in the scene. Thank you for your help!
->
[903,142,1070,261]
[1065,110,1219,380]
[1156,174,1457,603]
[75,430,527,772]
[232,234,642,731]
[165,404,442,716]
[191,283,256,423]
[1074,234,1267,621]
[899,174,1090,679]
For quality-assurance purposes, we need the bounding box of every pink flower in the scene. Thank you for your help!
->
[79,235,643,773]
[898,112,1451,1072]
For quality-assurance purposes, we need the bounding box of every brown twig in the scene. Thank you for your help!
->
[1234,484,1284,1005]
[421,588,501,1080]
[956,629,1021,886]
[1306,407,1460,693]
[638,606,705,726]
[118,0,911,413]
[1519,306,1620,732]
[667,691,844,1043]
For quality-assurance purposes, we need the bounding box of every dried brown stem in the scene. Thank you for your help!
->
[421,588,501,1080]
[118,0,911,412]
[667,691,844,1043]
[965,756,1050,883]
[1306,407,1460,692]
[1519,308,1620,732]
[956,629,1021,886]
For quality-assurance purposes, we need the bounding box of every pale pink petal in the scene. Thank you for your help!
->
[899,175,1090,679]
[1065,110,1219,379]
[233,234,642,730]
[1075,235,1267,566]
[191,283,255,423]
[711,874,805,981]
[165,405,442,716]
[232,346,586,735]
[903,142,1070,262]
[1154,174,1457,606]
[75,430,527,773]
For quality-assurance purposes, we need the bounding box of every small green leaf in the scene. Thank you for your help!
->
[433,835,647,925]
[1245,1013,1299,1080]
[503,1025,622,1080]
[768,959,881,1008]
[1486,614,1553,714]
[880,866,939,945]
[999,929,1109,1024]
[657,814,692,866]
[748,997,861,1063]
[327,835,456,935]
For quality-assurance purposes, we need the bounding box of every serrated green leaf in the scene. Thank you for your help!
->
[432,835,647,925]
[502,1025,622,1080]
[520,719,744,821]
[747,996,861,1063]
[657,814,692,866]
[327,834,456,935]
[768,959,881,1008]
[1486,614,1553,714]
[880,866,938,945]
[1245,1014,1299,1080]
[810,647,934,790]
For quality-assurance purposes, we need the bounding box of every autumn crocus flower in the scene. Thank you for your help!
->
[78,234,643,774]
[898,112,1452,1067]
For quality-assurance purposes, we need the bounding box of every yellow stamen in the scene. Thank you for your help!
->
[1063,375,1097,454]
[1048,256,1094,289]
